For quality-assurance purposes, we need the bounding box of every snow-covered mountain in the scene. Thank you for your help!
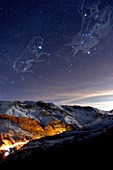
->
[0,100,113,168]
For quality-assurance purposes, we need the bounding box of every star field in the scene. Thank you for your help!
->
[0,0,113,111]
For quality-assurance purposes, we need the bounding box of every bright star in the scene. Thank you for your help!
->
[38,46,42,50]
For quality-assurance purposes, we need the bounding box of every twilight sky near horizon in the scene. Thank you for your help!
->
[1,0,113,111]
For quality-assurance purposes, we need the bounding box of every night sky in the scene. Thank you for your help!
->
[1,0,113,111]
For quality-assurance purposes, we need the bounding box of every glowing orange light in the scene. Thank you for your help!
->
[0,140,29,151]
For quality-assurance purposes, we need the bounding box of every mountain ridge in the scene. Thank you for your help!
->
[0,100,113,168]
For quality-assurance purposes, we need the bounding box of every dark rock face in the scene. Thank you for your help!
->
[1,127,113,169]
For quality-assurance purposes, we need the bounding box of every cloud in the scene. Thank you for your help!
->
[52,89,113,111]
